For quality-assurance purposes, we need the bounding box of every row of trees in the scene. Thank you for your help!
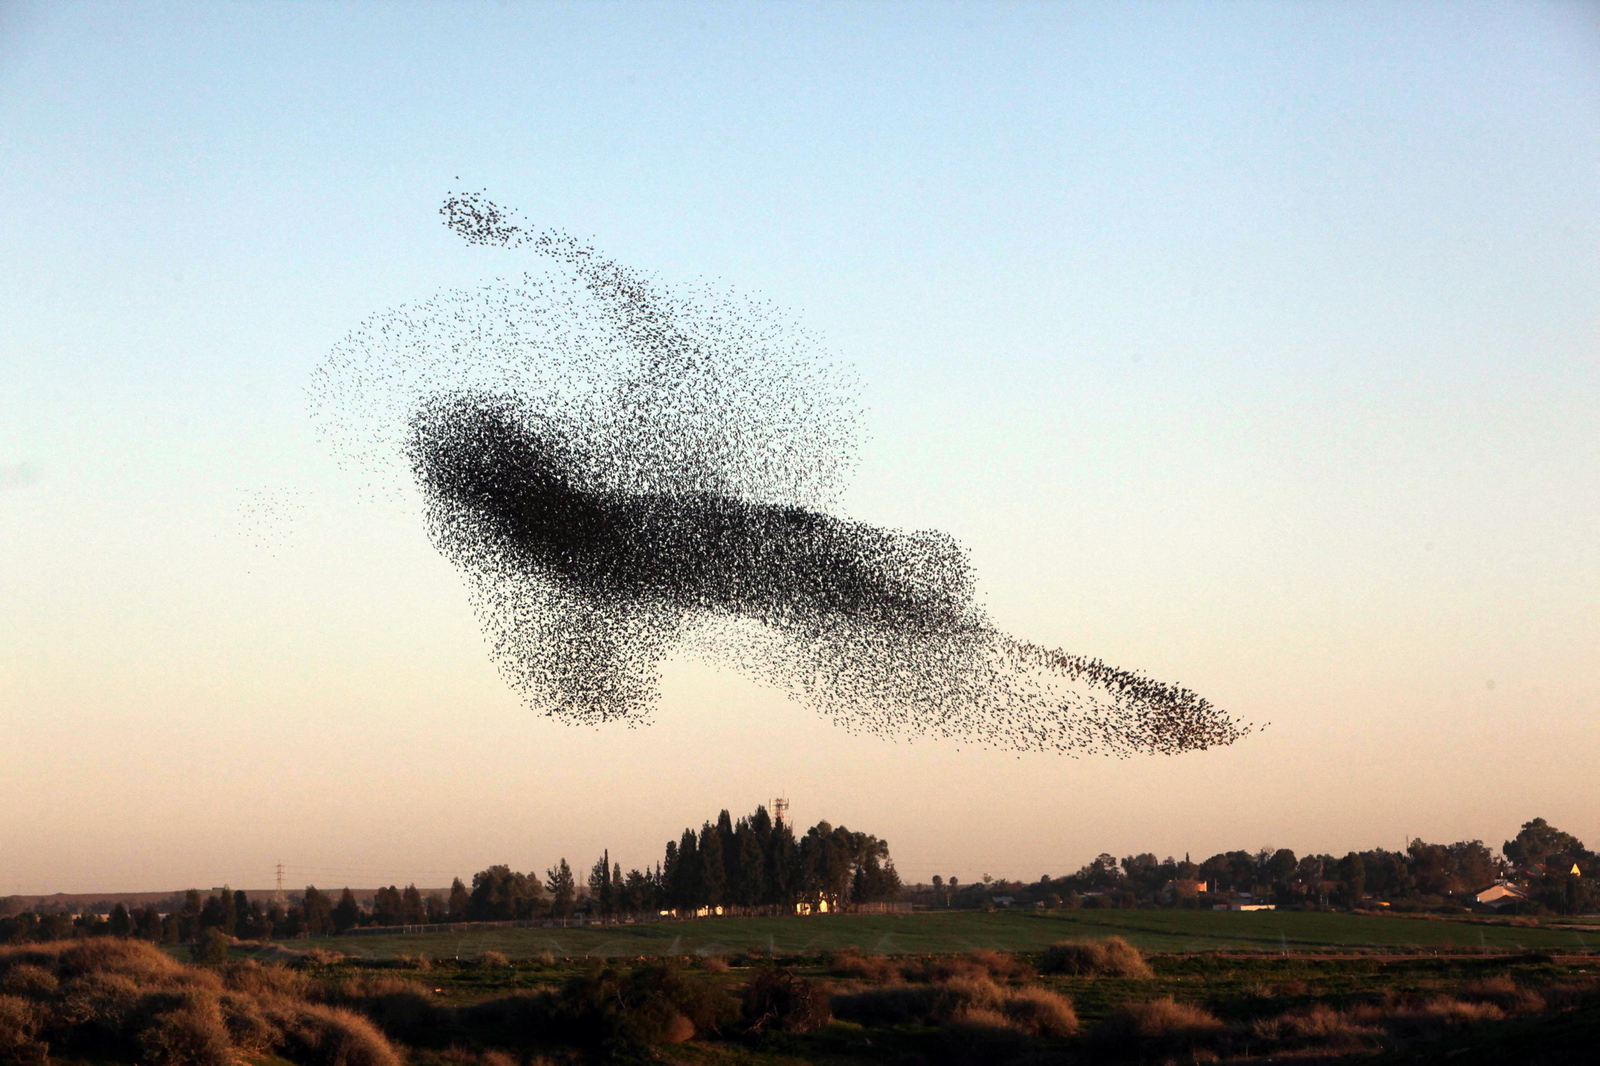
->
[908,818,1595,915]
[1,805,902,945]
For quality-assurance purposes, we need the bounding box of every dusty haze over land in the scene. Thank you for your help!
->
[0,1,1596,894]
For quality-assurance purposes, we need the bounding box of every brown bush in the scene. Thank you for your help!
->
[828,950,900,984]
[217,991,280,1053]
[834,974,1004,1026]
[298,949,348,967]
[0,994,45,1056]
[1251,1004,1380,1051]
[1460,975,1545,1014]
[270,1002,403,1066]
[997,986,1078,1037]
[317,974,430,1002]
[939,1008,1034,1066]
[697,956,730,974]
[1094,996,1225,1055]
[57,938,183,983]
[967,950,1035,985]
[1350,995,1504,1041]
[901,951,1035,987]
[1038,937,1153,979]
[136,993,234,1066]
[0,966,58,998]
[53,971,142,1033]
[222,960,311,1000]
[742,967,832,1033]
[475,952,508,970]
[1541,979,1600,1011]
[394,954,432,971]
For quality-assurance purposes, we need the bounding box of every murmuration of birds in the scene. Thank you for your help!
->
[307,191,1252,757]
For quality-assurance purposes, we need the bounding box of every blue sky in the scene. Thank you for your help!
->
[1,1,1597,893]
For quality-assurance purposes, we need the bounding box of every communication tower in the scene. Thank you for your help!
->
[273,862,286,905]
[772,797,790,826]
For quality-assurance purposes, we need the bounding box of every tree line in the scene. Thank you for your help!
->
[0,805,902,945]
[908,817,1596,916]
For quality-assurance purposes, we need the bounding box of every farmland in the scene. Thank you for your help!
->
[250,907,1600,963]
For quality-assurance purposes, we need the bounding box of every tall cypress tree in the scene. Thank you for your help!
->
[716,810,737,904]
[672,829,700,909]
[699,822,727,907]
[737,824,766,905]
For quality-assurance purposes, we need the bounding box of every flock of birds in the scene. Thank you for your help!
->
[306,191,1250,757]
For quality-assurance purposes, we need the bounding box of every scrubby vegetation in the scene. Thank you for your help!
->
[4,936,1599,1065]
[1039,936,1154,978]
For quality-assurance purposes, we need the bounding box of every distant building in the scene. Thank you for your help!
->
[1213,893,1274,912]
[1474,882,1529,908]
[1160,879,1207,902]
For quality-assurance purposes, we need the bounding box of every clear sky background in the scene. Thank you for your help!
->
[1,1,1596,895]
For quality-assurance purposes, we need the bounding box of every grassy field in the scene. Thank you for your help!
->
[253,908,1600,962]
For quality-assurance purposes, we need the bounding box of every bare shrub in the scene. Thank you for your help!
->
[218,991,279,1053]
[298,949,348,968]
[742,967,832,1033]
[57,938,183,983]
[475,952,508,970]
[828,950,899,984]
[136,992,234,1066]
[998,986,1078,1037]
[395,954,433,972]
[967,950,1035,985]
[0,994,45,1060]
[833,974,1004,1026]
[1039,936,1153,979]
[0,966,58,997]
[1251,1004,1380,1051]
[222,960,311,1000]
[1541,979,1600,1011]
[1349,996,1505,1041]
[697,956,730,974]
[54,972,142,1034]
[271,1002,403,1066]
[1461,975,1545,1014]
[940,1008,1033,1066]
[1094,996,1225,1056]
[317,974,429,1002]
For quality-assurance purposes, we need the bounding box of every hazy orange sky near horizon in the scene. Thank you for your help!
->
[2,2,1597,895]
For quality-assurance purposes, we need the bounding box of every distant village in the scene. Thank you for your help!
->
[3,816,1593,945]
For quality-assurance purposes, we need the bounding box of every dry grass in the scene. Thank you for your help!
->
[1460,974,1545,1013]
[1251,1004,1381,1051]
[0,939,405,1066]
[829,949,1035,988]
[827,950,900,984]
[1349,995,1505,1041]
[995,985,1078,1037]
[1038,936,1154,979]
[1250,992,1525,1056]
[475,951,509,970]
[1094,996,1225,1055]
[833,969,1076,1040]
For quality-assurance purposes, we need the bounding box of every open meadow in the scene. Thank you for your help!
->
[256,908,1600,963]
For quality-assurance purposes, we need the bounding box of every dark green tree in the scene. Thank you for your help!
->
[699,823,727,908]
[302,886,334,935]
[1504,818,1586,869]
[331,888,362,933]
[547,858,577,917]
[447,877,470,921]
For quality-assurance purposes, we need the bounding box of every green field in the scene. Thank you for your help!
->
[256,909,1600,962]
